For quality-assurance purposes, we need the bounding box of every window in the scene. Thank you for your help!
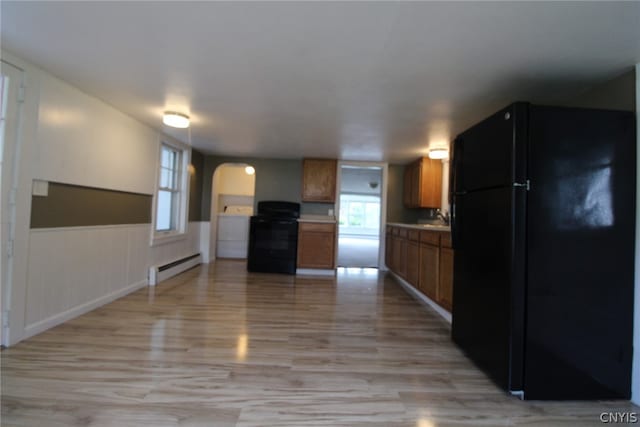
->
[154,142,188,240]
[339,194,381,236]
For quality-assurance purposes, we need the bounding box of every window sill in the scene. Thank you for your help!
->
[151,231,188,247]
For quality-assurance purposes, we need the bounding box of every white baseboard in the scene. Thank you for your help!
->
[389,271,452,324]
[24,279,148,339]
[296,268,336,276]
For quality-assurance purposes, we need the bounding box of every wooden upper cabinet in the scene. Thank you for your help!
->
[302,159,337,203]
[403,157,443,208]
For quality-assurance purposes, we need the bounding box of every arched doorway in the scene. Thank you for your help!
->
[208,163,256,261]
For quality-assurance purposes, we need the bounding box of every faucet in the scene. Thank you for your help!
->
[435,209,450,225]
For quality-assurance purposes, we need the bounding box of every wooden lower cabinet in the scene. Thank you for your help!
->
[385,229,393,270]
[297,222,336,269]
[438,247,454,311]
[406,241,420,287]
[419,243,439,301]
[392,236,407,279]
[386,225,453,312]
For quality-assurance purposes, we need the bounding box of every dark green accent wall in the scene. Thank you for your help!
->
[202,156,304,221]
[30,182,152,228]
[189,149,204,222]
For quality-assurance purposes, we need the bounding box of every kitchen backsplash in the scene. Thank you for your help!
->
[301,202,335,216]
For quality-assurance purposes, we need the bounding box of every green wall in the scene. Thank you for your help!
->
[200,156,432,224]
[386,164,436,224]
[188,149,205,222]
[31,182,152,228]
[565,68,636,112]
[200,156,343,221]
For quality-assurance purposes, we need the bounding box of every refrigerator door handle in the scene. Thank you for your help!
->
[451,193,464,250]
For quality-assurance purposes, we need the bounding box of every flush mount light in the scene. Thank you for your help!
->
[245,166,255,175]
[162,111,190,128]
[428,148,449,160]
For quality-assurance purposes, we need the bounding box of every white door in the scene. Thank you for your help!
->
[0,60,24,347]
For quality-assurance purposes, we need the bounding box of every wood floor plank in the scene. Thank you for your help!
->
[1,260,636,426]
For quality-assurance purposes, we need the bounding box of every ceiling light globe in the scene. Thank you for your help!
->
[162,112,190,128]
[428,148,448,160]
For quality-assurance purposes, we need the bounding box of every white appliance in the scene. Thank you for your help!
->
[216,205,253,258]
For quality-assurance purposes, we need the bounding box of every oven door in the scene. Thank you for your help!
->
[247,217,298,274]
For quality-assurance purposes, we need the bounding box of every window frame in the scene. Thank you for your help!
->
[151,139,190,246]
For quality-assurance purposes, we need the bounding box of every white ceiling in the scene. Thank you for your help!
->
[2,1,639,163]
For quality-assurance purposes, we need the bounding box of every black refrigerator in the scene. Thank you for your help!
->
[450,102,635,400]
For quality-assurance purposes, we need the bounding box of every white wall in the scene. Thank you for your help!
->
[632,63,640,404]
[2,51,201,345]
[217,164,255,196]
[34,73,158,194]
[441,159,450,215]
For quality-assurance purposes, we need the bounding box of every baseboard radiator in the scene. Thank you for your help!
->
[148,253,201,286]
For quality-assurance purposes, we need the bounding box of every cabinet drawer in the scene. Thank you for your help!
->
[420,230,440,246]
[408,229,420,242]
[398,228,408,238]
[299,222,335,233]
[440,232,452,248]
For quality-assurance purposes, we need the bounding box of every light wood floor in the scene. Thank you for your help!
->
[1,260,636,426]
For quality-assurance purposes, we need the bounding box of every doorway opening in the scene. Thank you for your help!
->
[336,164,384,268]
[208,163,256,261]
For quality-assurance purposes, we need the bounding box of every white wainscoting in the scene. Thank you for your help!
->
[23,222,202,340]
[149,222,201,267]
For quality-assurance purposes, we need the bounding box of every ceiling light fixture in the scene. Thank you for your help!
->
[245,166,255,175]
[428,148,448,160]
[162,111,190,128]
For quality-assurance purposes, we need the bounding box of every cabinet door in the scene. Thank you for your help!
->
[297,223,336,269]
[419,243,439,300]
[438,247,454,311]
[419,158,443,208]
[406,241,420,286]
[410,162,421,207]
[385,231,393,269]
[403,157,443,208]
[398,233,408,279]
[302,159,337,202]
[392,235,402,276]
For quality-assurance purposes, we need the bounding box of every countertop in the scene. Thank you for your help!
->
[387,222,451,232]
[298,214,337,224]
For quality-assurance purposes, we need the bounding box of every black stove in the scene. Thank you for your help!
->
[247,201,300,274]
